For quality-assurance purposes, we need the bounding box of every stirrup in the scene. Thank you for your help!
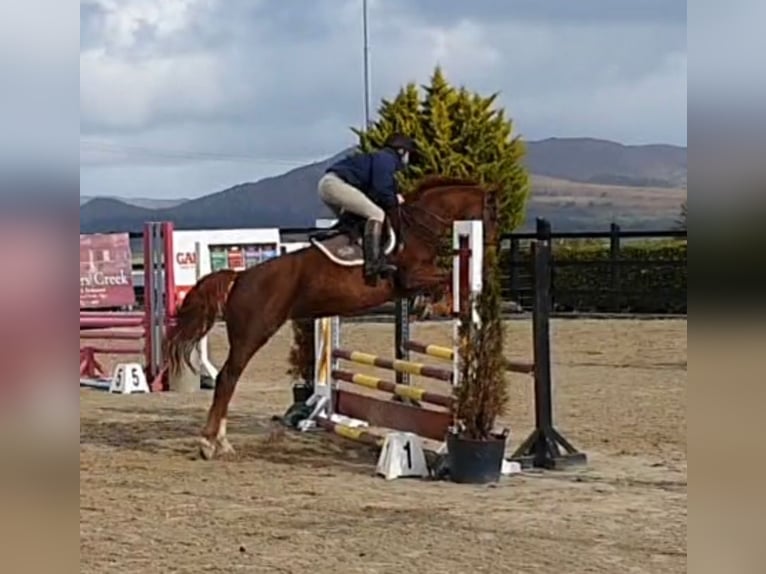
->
[369,257,397,278]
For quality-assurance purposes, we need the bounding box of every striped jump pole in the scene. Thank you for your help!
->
[404,340,535,375]
[314,417,385,448]
[332,369,454,408]
[331,349,454,382]
[404,341,454,361]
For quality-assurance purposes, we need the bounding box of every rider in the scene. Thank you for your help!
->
[318,133,416,279]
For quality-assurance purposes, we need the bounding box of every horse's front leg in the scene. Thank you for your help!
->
[397,263,449,293]
[396,265,451,319]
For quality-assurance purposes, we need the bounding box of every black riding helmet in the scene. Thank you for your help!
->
[384,133,417,153]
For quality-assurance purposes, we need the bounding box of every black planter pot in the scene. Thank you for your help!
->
[291,382,314,404]
[446,431,507,484]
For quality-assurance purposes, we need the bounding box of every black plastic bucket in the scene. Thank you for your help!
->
[291,382,314,404]
[446,432,507,484]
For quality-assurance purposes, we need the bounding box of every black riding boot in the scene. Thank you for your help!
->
[363,220,397,281]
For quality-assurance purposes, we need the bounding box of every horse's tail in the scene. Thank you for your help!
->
[164,269,238,377]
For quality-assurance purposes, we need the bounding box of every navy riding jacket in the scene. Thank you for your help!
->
[326,148,404,209]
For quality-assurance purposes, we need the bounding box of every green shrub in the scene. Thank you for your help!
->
[502,240,687,314]
[453,246,509,439]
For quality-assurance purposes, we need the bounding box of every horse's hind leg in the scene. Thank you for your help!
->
[199,316,284,460]
[199,340,251,460]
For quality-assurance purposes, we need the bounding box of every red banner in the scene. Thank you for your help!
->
[80,233,135,308]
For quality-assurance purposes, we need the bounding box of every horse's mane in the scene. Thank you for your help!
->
[409,175,481,199]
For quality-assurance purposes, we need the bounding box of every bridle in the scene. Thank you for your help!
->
[390,186,492,257]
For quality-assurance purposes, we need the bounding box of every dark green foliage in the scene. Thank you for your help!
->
[553,240,686,313]
[452,247,510,439]
[352,66,531,233]
[502,240,687,314]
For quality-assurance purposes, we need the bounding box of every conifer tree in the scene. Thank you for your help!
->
[353,66,531,232]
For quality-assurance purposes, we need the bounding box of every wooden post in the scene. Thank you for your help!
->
[609,223,621,312]
[509,218,587,470]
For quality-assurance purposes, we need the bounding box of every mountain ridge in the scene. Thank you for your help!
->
[80,137,687,233]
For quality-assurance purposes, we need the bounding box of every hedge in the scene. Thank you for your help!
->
[501,239,687,314]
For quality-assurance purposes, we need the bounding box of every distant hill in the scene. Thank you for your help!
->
[80,198,156,232]
[80,138,687,233]
[80,196,188,209]
[524,138,687,188]
[528,175,686,231]
[79,149,354,233]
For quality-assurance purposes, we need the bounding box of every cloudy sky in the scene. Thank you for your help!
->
[80,0,687,200]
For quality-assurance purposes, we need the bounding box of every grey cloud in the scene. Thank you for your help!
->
[80,3,107,50]
[387,0,687,26]
[79,0,686,198]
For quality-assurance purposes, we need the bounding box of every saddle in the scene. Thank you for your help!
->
[309,212,397,267]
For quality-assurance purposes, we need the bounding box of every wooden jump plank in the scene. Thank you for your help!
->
[334,389,452,442]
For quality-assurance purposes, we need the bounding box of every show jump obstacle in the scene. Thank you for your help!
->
[398,218,586,469]
[80,223,283,392]
[298,217,586,470]
[80,222,174,392]
[296,221,482,444]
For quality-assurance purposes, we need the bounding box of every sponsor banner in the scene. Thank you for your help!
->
[80,233,135,308]
[171,228,281,306]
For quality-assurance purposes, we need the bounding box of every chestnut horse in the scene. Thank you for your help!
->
[164,176,498,459]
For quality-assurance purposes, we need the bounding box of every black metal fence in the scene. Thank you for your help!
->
[125,220,687,316]
[500,219,687,315]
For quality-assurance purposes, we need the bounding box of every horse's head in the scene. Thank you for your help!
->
[391,176,499,246]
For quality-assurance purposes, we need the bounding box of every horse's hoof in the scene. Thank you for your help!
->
[409,295,426,315]
[412,300,433,320]
[216,437,236,456]
[199,437,216,460]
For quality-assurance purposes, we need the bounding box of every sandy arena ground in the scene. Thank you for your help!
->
[80,318,687,574]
